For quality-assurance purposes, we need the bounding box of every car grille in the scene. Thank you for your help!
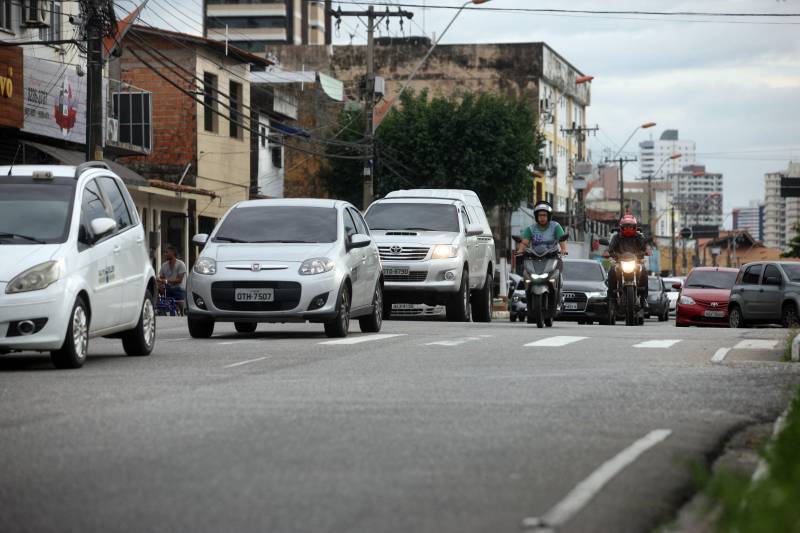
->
[390,305,445,317]
[384,271,428,282]
[378,246,430,261]
[211,281,302,311]
[561,291,588,312]
[693,298,727,309]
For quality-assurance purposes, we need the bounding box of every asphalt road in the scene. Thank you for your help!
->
[2,316,799,533]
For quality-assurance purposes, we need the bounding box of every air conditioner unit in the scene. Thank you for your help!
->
[106,118,119,143]
[26,0,49,27]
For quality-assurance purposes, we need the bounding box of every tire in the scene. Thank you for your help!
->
[729,305,746,329]
[585,320,593,326]
[471,272,493,323]
[446,269,471,322]
[51,298,89,369]
[359,282,383,333]
[188,316,215,338]
[658,308,668,322]
[122,291,156,356]
[510,313,517,323]
[325,285,351,338]
[234,322,257,334]
[625,285,636,326]
[529,293,544,328]
[781,302,800,329]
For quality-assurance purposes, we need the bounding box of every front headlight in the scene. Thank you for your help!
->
[431,245,458,259]
[679,295,695,305]
[299,257,335,276]
[512,295,520,302]
[530,273,548,280]
[193,257,217,275]
[585,291,605,299]
[6,260,61,294]
[621,261,636,274]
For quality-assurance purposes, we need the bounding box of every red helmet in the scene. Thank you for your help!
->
[619,215,638,238]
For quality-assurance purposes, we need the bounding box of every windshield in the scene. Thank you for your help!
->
[781,264,800,282]
[685,270,738,290]
[0,179,75,244]
[213,206,338,243]
[563,261,605,282]
[365,203,459,233]
[648,277,663,291]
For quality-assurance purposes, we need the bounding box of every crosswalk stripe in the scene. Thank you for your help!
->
[319,334,406,346]
[524,336,587,347]
[734,339,778,350]
[633,340,681,349]
[426,337,482,346]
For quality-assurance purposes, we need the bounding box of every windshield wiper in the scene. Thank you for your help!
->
[0,232,46,244]
[402,227,438,231]
[214,236,248,243]
[252,240,313,243]
[687,284,722,289]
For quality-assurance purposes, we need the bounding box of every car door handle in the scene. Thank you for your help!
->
[113,245,121,254]
[136,237,144,243]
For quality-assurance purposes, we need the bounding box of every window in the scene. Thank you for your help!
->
[260,126,266,148]
[79,180,112,247]
[742,264,763,285]
[229,80,242,139]
[97,177,132,231]
[213,206,337,243]
[343,209,358,238]
[460,207,471,232]
[763,265,782,286]
[350,208,369,235]
[39,1,61,42]
[271,146,282,169]
[1,0,12,31]
[365,203,459,233]
[203,72,218,133]
[0,178,74,244]
[207,16,286,29]
[113,92,152,151]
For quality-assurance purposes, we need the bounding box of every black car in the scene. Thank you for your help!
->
[557,259,613,325]
[646,275,670,321]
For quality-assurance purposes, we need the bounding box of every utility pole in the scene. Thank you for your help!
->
[605,156,638,219]
[561,123,598,231]
[329,6,414,210]
[85,0,104,162]
[670,205,676,275]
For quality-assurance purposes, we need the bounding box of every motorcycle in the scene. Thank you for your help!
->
[520,243,562,328]
[612,252,646,326]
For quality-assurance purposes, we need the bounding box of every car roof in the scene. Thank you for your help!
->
[0,165,81,178]
[385,189,479,201]
[234,198,345,209]
[563,259,602,265]
[689,267,740,273]
[371,197,459,205]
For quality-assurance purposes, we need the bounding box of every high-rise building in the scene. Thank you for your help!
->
[732,202,764,241]
[668,165,723,227]
[763,162,800,250]
[639,129,696,181]
[204,0,332,53]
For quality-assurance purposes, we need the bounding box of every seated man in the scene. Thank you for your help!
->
[159,245,187,315]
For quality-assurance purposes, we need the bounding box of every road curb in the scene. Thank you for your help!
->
[791,332,800,362]
[492,311,510,319]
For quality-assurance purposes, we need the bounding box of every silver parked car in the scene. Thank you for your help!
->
[186,199,383,338]
[728,261,800,328]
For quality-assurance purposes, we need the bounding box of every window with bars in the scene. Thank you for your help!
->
[203,72,218,133]
[229,80,242,139]
[39,1,61,41]
[112,92,153,151]
[0,0,12,31]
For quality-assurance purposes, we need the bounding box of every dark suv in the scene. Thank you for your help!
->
[728,261,800,328]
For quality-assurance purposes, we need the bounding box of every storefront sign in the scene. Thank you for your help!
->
[0,47,24,129]
[23,55,87,143]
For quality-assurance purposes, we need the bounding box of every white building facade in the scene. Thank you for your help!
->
[763,162,800,250]
[669,165,723,227]
[639,129,696,182]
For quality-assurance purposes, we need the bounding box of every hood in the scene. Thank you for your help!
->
[370,230,459,246]
[0,244,61,282]
[212,242,339,263]
[682,287,731,303]
[562,280,606,293]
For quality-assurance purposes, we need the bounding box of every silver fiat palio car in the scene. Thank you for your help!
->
[185,199,383,338]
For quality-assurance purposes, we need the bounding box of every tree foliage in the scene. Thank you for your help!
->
[782,222,800,258]
[321,90,542,210]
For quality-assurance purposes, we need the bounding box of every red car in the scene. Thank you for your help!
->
[675,267,740,327]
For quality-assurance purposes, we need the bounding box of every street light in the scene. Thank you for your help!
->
[608,121,656,218]
[575,75,594,84]
[648,153,682,237]
[372,0,491,131]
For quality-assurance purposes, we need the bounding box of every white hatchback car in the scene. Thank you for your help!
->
[0,163,157,368]
[186,199,383,338]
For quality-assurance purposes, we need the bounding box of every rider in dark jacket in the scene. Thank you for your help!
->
[606,215,651,307]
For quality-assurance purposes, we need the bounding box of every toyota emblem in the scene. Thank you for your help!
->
[710,302,718,307]
[390,246,402,254]
[251,263,261,272]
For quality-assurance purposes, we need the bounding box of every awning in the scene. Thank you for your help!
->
[20,141,148,186]
[271,122,310,138]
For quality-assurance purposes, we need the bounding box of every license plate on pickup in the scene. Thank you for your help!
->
[704,310,725,318]
[563,302,580,311]
[235,288,274,302]
[384,266,410,276]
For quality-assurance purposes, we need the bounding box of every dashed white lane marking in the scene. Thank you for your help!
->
[711,348,731,364]
[633,340,681,349]
[319,334,406,345]
[224,356,268,368]
[524,336,587,348]
[426,337,483,346]
[521,429,672,532]
[734,339,778,350]
[217,339,259,346]
[160,337,193,342]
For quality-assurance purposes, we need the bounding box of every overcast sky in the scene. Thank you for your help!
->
[139,0,800,221]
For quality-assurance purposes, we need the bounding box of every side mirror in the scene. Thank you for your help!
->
[193,233,209,246]
[466,223,483,237]
[672,282,682,290]
[347,233,371,250]
[90,217,117,241]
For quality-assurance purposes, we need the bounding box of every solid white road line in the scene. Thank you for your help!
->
[217,339,259,346]
[160,337,193,342]
[224,356,268,368]
[711,348,731,364]
[426,337,483,346]
[319,334,406,346]
[633,340,681,349]
[521,429,672,531]
[524,336,587,348]
[734,339,778,350]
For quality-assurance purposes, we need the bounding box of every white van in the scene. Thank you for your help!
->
[365,189,496,322]
[0,163,157,368]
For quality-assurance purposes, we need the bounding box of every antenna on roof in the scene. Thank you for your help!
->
[7,144,21,176]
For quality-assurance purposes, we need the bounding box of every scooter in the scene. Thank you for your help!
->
[612,252,646,326]
[520,243,562,328]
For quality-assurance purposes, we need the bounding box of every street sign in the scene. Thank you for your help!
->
[573,176,588,191]
[574,162,593,177]
[680,227,692,239]
[691,225,720,239]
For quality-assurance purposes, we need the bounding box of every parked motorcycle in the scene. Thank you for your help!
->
[612,252,646,326]
[520,243,562,328]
